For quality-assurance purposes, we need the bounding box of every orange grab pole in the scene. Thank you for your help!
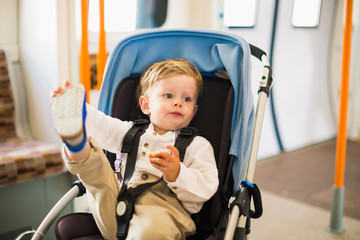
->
[97,0,107,90]
[334,0,353,188]
[80,0,91,103]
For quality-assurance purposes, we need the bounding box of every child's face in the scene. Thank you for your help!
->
[139,74,198,135]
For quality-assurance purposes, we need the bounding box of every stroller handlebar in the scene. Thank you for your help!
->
[249,44,273,97]
[250,44,267,61]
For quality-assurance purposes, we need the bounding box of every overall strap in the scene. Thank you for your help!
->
[175,127,202,162]
[120,119,149,193]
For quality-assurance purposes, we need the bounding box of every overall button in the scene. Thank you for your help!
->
[141,173,148,180]
[144,143,149,148]
[141,152,146,157]
[152,132,157,136]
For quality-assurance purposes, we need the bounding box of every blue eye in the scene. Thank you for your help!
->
[183,97,191,102]
[164,93,173,99]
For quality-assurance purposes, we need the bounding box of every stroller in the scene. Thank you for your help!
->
[32,29,272,240]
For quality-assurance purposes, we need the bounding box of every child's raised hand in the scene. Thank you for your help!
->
[149,145,180,182]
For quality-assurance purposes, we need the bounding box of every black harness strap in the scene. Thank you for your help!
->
[120,119,150,193]
[116,119,149,239]
[175,127,202,162]
[116,120,201,240]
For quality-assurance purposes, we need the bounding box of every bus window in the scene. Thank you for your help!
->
[292,0,322,28]
[136,0,167,28]
[223,0,257,28]
[87,0,167,32]
[88,0,136,32]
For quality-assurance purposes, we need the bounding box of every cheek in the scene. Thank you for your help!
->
[149,101,164,114]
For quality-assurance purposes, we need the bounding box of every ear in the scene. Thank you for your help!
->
[139,96,150,115]
[192,105,198,118]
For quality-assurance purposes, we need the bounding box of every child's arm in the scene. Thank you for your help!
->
[164,137,219,214]
[85,103,132,153]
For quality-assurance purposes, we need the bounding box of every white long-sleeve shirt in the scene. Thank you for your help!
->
[85,104,219,213]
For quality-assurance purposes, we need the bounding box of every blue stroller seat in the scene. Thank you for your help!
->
[40,29,272,240]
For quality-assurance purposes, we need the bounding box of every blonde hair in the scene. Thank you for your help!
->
[137,58,203,100]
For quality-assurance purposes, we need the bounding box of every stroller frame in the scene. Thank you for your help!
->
[30,30,272,240]
[224,51,272,240]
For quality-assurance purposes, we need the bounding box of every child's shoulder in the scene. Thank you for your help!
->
[190,135,213,149]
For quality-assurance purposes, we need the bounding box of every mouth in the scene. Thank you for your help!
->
[170,111,183,117]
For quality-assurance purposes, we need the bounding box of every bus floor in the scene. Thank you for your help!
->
[251,139,360,239]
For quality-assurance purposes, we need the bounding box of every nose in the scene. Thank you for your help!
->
[173,98,182,107]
